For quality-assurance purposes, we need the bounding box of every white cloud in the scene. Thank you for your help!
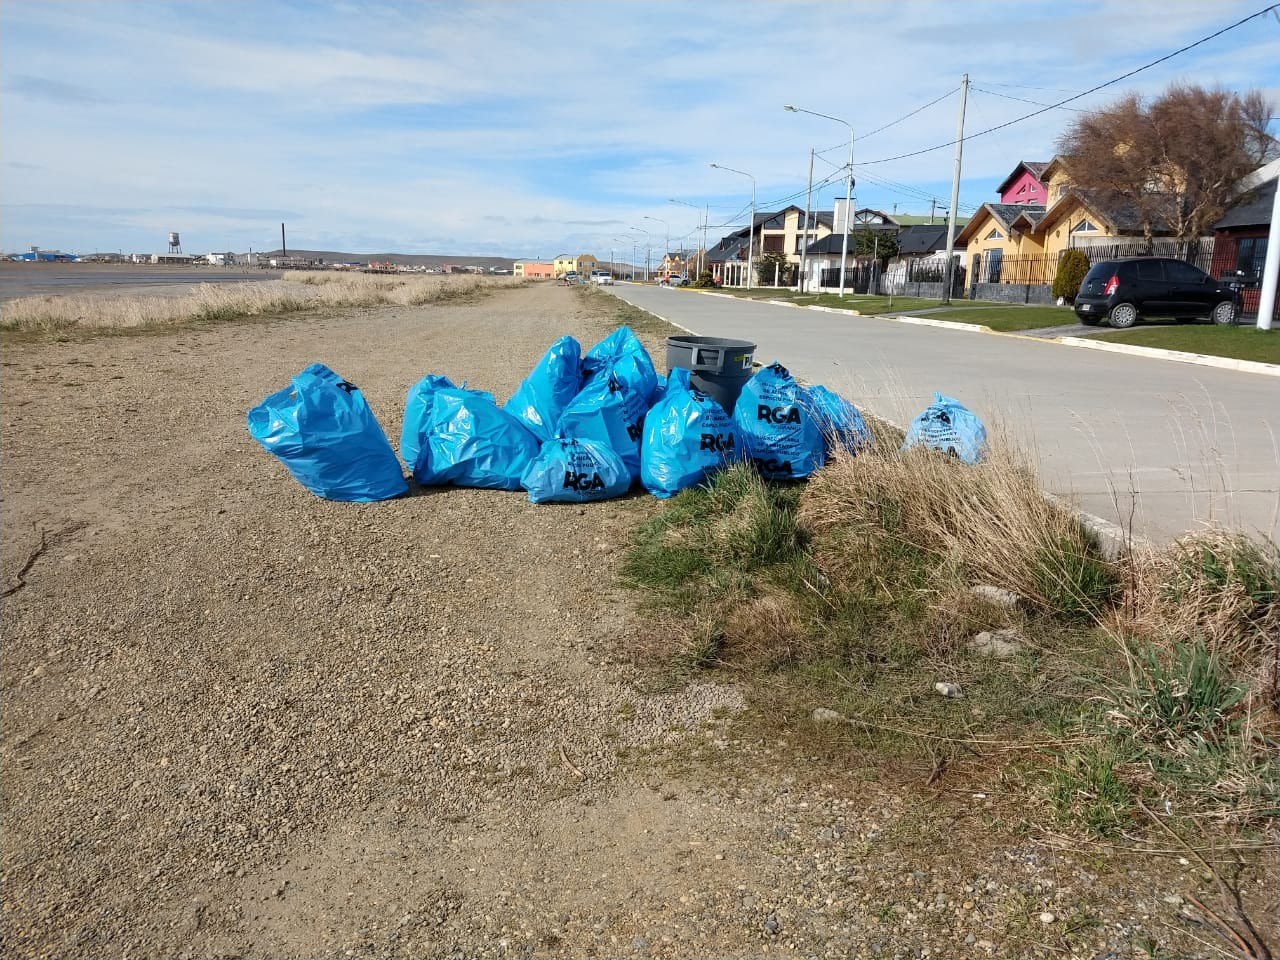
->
[2,0,1276,256]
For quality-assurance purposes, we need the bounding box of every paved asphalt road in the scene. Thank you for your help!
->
[610,284,1279,544]
[0,264,281,300]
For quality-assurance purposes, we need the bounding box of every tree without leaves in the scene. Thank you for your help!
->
[1055,84,1277,246]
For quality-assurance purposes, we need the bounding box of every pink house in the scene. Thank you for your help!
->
[996,161,1049,206]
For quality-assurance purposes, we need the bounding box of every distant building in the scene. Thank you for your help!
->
[514,261,554,279]
[204,252,237,266]
[10,249,76,262]
[150,253,195,265]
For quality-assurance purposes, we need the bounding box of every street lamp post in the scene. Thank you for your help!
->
[629,226,651,281]
[670,198,708,280]
[785,104,855,297]
[643,215,669,274]
[710,163,756,290]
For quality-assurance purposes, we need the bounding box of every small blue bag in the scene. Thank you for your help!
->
[400,373,463,470]
[641,368,742,499]
[581,326,659,403]
[903,392,987,464]
[804,385,871,459]
[417,389,539,490]
[247,363,407,502]
[521,438,632,504]
[556,370,648,481]
[504,336,583,442]
[732,362,825,480]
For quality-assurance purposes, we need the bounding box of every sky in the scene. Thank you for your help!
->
[2,0,1278,261]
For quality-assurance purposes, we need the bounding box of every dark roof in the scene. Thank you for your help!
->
[897,224,958,254]
[802,230,891,255]
[987,202,1044,228]
[705,235,748,262]
[995,161,1050,196]
[1213,180,1276,230]
[753,205,803,228]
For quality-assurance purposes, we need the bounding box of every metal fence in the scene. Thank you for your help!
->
[962,242,1264,317]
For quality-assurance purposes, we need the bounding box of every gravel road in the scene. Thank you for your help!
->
[2,283,1269,959]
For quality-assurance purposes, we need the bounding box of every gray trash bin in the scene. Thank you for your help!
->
[665,335,757,414]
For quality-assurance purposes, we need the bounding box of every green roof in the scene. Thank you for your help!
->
[891,214,970,226]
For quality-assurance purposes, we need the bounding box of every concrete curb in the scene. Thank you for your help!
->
[885,315,992,334]
[1057,336,1280,377]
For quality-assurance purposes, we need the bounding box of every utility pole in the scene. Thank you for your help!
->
[1255,169,1279,330]
[941,74,968,305]
[281,222,287,257]
[799,148,815,293]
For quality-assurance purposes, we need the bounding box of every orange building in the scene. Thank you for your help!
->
[514,261,554,279]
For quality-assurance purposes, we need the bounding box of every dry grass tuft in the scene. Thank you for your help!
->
[0,273,523,333]
[799,433,1118,619]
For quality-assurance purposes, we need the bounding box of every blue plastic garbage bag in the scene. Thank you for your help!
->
[556,370,648,480]
[521,438,631,504]
[416,389,539,490]
[400,373,463,470]
[641,368,742,499]
[581,325,658,402]
[804,385,871,459]
[902,392,987,464]
[732,362,825,481]
[504,336,583,442]
[247,363,407,502]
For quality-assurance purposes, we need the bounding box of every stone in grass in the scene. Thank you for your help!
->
[967,628,1024,659]
[970,584,1024,609]
[934,682,963,699]
[811,707,844,723]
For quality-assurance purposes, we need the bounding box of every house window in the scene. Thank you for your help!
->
[763,235,784,254]
[1070,219,1099,234]
[985,228,1004,241]
[1237,237,1268,277]
[985,249,1003,283]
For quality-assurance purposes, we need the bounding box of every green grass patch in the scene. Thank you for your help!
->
[620,442,1278,844]
[1094,324,1280,365]
[913,304,1078,331]
[711,288,945,314]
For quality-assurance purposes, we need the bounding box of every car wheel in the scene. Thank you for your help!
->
[1108,303,1138,329]
[1211,300,1236,325]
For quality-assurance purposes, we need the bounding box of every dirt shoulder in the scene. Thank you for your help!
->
[2,283,1266,959]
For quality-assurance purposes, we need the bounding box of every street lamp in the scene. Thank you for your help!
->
[628,226,651,281]
[614,236,636,279]
[785,104,855,297]
[643,215,669,274]
[670,198,708,280]
[710,163,756,290]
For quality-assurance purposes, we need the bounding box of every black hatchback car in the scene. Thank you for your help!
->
[1073,257,1237,328]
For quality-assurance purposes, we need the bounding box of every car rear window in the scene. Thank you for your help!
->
[1081,262,1118,283]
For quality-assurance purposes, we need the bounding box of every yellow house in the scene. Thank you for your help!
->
[553,253,600,277]
[953,202,1048,283]
[957,156,1169,285]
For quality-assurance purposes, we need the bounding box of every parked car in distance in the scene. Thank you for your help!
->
[590,271,613,285]
[1073,257,1237,328]
[561,271,579,285]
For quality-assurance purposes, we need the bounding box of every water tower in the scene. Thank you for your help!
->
[168,232,182,254]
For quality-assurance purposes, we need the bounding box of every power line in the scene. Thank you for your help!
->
[858,3,1280,165]
[971,85,1085,114]
[814,85,958,158]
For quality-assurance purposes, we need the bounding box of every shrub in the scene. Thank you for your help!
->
[1052,249,1091,302]
[692,270,719,289]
